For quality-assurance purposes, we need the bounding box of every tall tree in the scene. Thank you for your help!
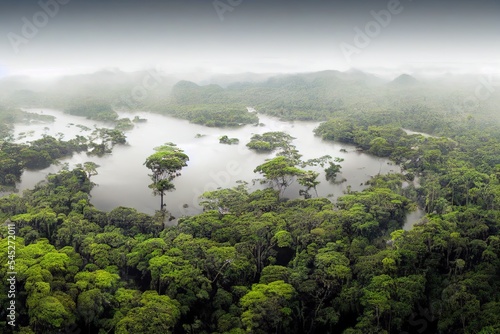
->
[254,156,305,198]
[144,143,189,210]
[75,161,99,179]
[240,280,296,333]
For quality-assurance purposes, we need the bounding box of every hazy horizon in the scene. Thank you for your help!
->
[1,0,499,79]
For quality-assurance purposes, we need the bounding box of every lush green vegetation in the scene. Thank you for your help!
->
[115,118,134,131]
[219,136,239,145]
[0,111,127,190]
[3,133,500,333]
[3,69,499,127]
[66,98,118,122]
[158,104,258,127]
[144,143,189,211]
[0,128,127,190]
[0,136,87,189]
[0,103,128,191]
[325,158,344,182]
[146,71,500,125]
[246,132,296,152]
[0,162,411,333]
[87,128,127,157]
[2,106,500,333]
[0,106,55,140]
[150,81,258,126]
[1,70,500,333]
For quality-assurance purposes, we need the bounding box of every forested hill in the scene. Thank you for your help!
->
[2,69,499,127]
[158,70,500,125]
[161,70,386,121]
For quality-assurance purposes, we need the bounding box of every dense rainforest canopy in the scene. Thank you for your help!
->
[0,70,500,333]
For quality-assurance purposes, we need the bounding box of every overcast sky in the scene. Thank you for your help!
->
[0,0,499,78]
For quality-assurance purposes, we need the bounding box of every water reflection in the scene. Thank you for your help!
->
[11,108,401,218]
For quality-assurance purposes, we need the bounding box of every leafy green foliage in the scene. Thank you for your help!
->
[219,135,240,145]
[240,280,296,333]
[246,131,295,152]
[115,291,180,334]
[66,98,118,121]
[114,118,134,131]
[324,158,344,182]
[0,126,125,189]
[144,143,189,210]
[2,71,500,333]
[254,156,306,197]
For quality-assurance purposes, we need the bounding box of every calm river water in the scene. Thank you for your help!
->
[8,108,423,228]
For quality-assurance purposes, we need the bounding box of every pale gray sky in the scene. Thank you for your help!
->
[0,0,499,78]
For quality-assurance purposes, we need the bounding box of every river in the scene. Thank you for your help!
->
[8,108,418,223]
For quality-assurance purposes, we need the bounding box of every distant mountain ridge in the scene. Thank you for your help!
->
[389,74,418,86]
[1,68,499,123]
